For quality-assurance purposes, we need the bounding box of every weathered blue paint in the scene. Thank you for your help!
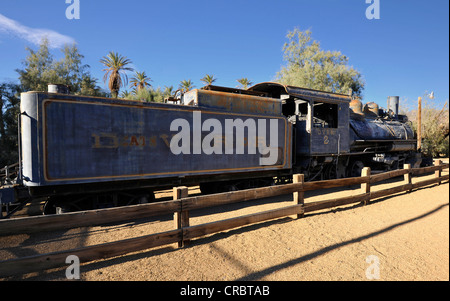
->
[350,118,414,141]
[19,92,292,187]
[0,187,15,204]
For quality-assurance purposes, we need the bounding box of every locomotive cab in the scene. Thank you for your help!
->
[249,82,351,179]
[249,82,351,156]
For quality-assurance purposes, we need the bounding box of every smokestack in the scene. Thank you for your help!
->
[387,96,399,119]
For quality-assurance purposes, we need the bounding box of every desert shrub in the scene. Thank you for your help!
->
[405,96,449,158]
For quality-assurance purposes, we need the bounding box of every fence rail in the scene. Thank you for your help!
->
[0,163,19,185]
[0,160,448,277]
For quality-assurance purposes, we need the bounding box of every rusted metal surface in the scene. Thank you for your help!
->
[183,88,282,116]
[202,85,268,97]
[363,102,379,118]
[249,82,351,103]
[350,98,363,115]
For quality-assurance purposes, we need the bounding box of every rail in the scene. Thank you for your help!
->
[0,160,448,277]
[0,163,19,185]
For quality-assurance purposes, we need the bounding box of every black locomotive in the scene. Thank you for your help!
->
[0,82,426,216]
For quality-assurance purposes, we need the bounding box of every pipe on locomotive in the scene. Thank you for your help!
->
[387,96,400,119]
[48,84,70,94]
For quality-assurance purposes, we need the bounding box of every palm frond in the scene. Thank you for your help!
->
[99,51,134,97]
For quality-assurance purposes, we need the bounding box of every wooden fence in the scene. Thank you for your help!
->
[0,160,448,277]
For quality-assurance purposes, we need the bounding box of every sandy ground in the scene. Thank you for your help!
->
[0,167,448,281]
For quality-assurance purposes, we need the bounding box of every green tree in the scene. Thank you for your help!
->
[0,83,21,166]
[236,78,252,89]
[162,85,174,98]
[275,28,364,97]
[130,71,152,93]
[179,79,195,93]
[100,51,134,98]
[16,38,56,92]
[406,96,449,157]
[79,74,104,97]
[119,90,133,99]
[56,43,90,92]
[120,86,165,103]
[200,74,217,86]
[16,38,103,96]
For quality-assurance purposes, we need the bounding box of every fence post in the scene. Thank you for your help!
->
[435,159,442,185]
[293,174,304,218]
[404,163,412,192]
[173,186,189,248]
[361,167,371,205]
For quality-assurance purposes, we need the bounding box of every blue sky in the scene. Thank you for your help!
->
[0,0,448,110]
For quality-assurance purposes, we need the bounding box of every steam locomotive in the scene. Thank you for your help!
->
[0,82,426,216]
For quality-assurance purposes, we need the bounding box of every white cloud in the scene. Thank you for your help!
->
[0,13,75,48]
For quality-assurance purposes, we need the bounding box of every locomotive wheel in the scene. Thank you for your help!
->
[348,160,365,178]
[324,164,337,180]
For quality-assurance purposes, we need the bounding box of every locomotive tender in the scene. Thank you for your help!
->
[0,82,423,215]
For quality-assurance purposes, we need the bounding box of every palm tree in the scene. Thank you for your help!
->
[236,78,253,89]
[163,85,174,98]
[179,79,195,93]
[80,75,102,96]
[100,51,133,98]
[119,89,133,99]
[200,74,217,86]
[130,71,152,93]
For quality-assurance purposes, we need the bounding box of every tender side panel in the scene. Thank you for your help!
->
[41,98,291,185]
